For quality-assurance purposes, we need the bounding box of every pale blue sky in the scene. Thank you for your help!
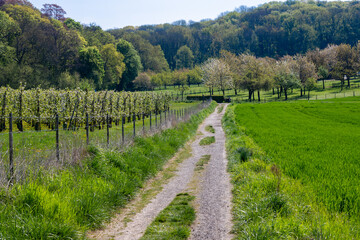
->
[29,0,344,30]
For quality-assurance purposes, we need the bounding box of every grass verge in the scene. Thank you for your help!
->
[195,155,211,171]
[205,125,215,133]
[217,105,224,113]
[223,104,358,239]
[0,102,217,239]
[140,193,195,240]
[199,136,215,146]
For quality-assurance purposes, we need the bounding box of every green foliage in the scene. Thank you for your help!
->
[0,101,217,239]
[64,18,82,32]
[199,136,215,146]
[100,43,125,89]
[82,24,115,49]
[109,1,360,67]
[0,6,125,90]
[223,104,359,239]
[118,32,169,73]
[174,45,194,69]
[79,46,105,88]
[0,11,17,65]
[116,39,143,90]
[141,193,195,240]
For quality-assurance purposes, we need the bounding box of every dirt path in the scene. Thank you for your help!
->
[90,104,232,240]
[189,104,233,240]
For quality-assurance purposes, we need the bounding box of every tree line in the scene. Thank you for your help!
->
[2,0,360,92]
[201,43,360,101]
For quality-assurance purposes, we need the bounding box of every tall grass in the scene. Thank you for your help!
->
[223,98,360,238]
[0,102,217,239]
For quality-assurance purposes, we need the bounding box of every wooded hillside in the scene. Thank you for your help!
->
[1,0,360,90]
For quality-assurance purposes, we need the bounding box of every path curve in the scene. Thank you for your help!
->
[92,104,232,240]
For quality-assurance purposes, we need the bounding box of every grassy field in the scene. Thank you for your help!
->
[224,96,360,238]
[0,102,216,239]
[223,101,360,239]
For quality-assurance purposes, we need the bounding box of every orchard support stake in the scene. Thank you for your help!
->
[56,114,60,162]
[8,113,14,185]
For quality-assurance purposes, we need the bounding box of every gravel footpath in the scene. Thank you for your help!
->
[189,103,233,240]
[91,104,232,240]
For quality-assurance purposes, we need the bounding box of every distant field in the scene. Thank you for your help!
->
[233,97,360,217]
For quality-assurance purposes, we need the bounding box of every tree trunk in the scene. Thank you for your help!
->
[308,89,310,100]
[277,88,280,99]
[284,89,288,100]
[348,78,350,88]
[235,89,237,95]
[248,90,252,102]
[252,91,255,101]
[273,88,275,95]
[222,89,225,96]
[323,79,325,89]
[300,88,303,96]
[258,90,261,102]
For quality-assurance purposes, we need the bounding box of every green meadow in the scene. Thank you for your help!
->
[233,97,360,217]
[223,99,360,238]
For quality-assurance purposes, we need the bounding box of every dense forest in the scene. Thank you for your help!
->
[1,0,360,90]
[111,0,360,68]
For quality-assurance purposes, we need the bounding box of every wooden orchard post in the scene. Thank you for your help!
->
[106,114,110,146]
[56,114,60,162]
[8,113,14,185]
[86,114,89,145]
[133,113,136,137]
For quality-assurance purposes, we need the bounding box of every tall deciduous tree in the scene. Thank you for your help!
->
[41,4,66,21]
[201,58,232,96]
[0,11,17,65]
[100,44,125,89]
[221,50,243,95]
[174,45,194,69]
[331,44,360,90]
[78,46,105,89]
[133,72,152,91]
[274,58,301,100]
[116,39,142,90]
[238,54,270,101]
[296,55,318,96]
[318,65,329,89]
